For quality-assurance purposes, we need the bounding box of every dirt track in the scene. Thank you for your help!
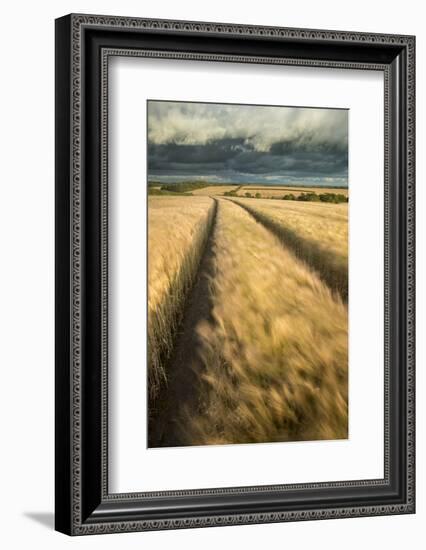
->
[148,199,218,447]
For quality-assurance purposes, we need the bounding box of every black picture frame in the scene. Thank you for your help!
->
[55,13,415,535]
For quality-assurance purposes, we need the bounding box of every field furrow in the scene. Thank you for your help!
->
[148,196,216,405]
[186,199,348,445]
[229,198,348,300]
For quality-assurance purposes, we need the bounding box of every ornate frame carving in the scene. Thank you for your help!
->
[55,14,415,535]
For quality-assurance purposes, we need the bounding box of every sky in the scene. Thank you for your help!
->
[147,101,348,187]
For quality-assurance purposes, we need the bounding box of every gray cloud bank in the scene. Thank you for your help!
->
[148,101,348,186]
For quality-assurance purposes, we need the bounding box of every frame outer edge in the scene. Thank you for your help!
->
[61,13,416,535]
[70,13,83,536]
[55,14,73,536]
[405,35,415,513]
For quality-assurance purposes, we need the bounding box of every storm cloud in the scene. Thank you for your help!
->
[147,101,348,186]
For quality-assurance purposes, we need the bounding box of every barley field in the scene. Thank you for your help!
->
[148,193,348,447]
[236,185,349,199]
[186,199,348,445]
[192,185,238,196]
[230,198,348,300]
[147,195,215,404]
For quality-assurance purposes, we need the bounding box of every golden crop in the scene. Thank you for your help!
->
[148,196,215,403]
[192,185,238,196]
[187,199,348,445]
[231,198,348,299]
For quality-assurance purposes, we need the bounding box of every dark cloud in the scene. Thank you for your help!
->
[147,101,348,186]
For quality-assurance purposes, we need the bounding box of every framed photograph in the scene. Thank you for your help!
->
[55,14,415,535]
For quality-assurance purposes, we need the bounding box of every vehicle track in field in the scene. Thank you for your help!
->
[149,197,347,447]
[148,198,218,448]
[226,198,348,302]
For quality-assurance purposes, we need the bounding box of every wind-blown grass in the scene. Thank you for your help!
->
[188,199,348,445]
[230,198,348,300]
[148,196,216,404]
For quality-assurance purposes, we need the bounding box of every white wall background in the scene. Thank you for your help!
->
[0,0,423,548]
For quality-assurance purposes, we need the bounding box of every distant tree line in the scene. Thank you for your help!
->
[148,181,348,203]
[232,191,348,203]
[148,188,192,196]
[224,185,243,197]
[160,182,209,194]
[290,192,348,203]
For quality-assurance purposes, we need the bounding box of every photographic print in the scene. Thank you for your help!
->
[147,100,349,448]
[56,16,415,533]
